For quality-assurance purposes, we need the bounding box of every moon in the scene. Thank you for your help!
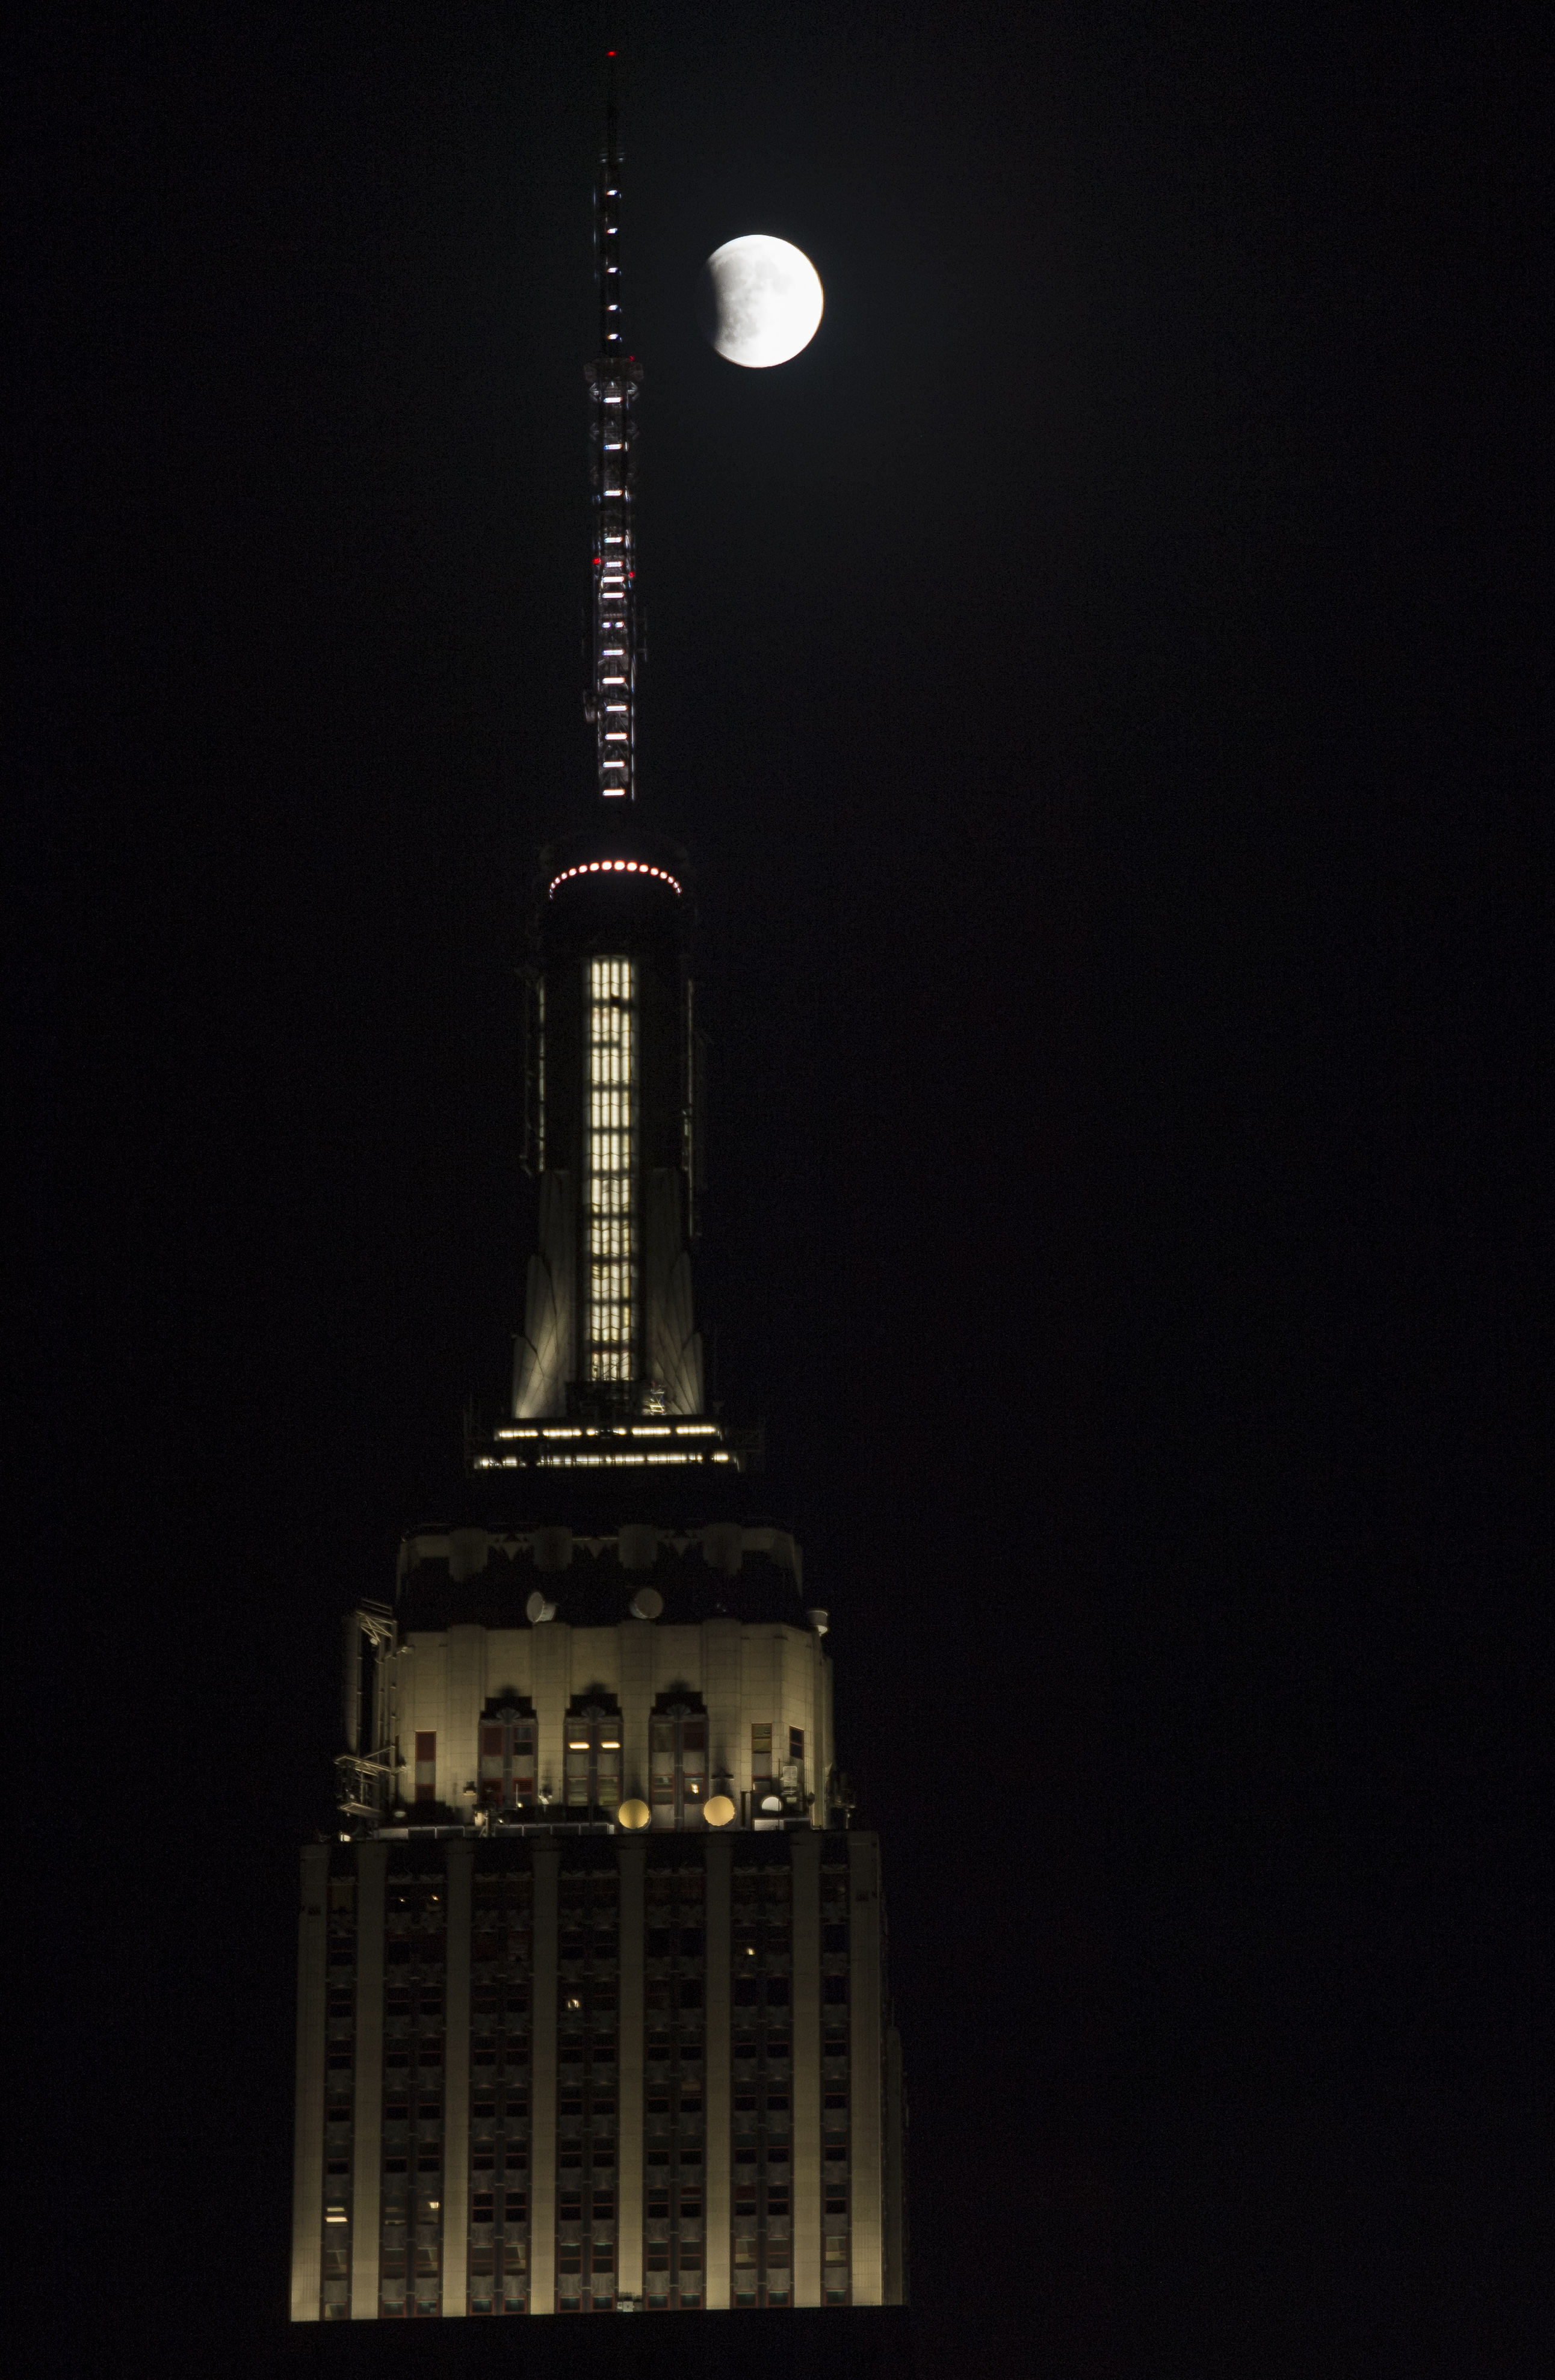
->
[699,235,824,369]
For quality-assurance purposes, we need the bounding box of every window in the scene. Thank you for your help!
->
[824,2235,849,2263]
[649,1703,706,1826]
[824,1923,849,1952]
[414,1731,436,1804]
[750,1723,771,1780]
[563,1703,622,1812]
[789,1727,805,1762]
[586,958,636,1381]
[477,1707,536,1808]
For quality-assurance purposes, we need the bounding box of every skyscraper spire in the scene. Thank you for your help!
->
[290,75,907,2329]
[584,57,641,805]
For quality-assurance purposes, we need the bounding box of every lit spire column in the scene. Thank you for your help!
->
[585,75,640,804]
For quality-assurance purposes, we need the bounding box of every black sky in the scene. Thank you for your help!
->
[16,2,1549,2373]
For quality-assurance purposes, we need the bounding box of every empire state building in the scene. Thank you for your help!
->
[289,84,906,2328]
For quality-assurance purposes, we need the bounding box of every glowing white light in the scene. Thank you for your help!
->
[548,860,682,898]
[702,234,824,368]
[587,958,635,1381]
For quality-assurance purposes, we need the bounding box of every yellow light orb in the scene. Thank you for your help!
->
[617,1798,651,1830]
[702,1795,737,1828]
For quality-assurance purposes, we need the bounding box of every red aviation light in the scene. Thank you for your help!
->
[548,859,683,899]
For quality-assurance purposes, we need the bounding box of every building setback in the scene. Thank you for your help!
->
[289,69,906,2329]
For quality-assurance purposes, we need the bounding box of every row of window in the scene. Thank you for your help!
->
[409,1722,808,1809]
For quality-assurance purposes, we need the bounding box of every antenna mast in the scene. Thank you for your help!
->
[584,56,641,804]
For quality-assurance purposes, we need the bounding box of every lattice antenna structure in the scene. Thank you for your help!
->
[584,60,641,804]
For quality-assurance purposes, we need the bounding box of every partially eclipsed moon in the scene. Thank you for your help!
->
[699,234,824,368]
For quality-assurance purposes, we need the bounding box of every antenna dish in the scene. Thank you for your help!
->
[807,1608,830,1635]
[760,1793,783,1814]
[702,1794,737,1828]
[617,1798,651,1831]
[628,1585,664,1620]
[525,1590,557,1626]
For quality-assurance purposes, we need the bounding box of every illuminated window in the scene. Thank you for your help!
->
[561,1700,623,1811]
[586,959,635,1381]
[750,1724,771,1781]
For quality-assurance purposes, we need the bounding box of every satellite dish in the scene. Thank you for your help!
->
[806,1607,830,1636]
[760,1793,783,1814]
[703,1794,737,1828]
[525,1590,557,1626]
[617,1798,651,1831]
[628,1586,664,1621]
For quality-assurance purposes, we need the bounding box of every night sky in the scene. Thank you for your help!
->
[18,4,1547,2372]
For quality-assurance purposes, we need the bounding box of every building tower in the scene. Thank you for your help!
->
[289,75,907,2330]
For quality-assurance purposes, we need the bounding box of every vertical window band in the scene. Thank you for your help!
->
[586,957,637,1383]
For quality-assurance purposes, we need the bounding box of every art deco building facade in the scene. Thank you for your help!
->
[289,84,906,2327]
